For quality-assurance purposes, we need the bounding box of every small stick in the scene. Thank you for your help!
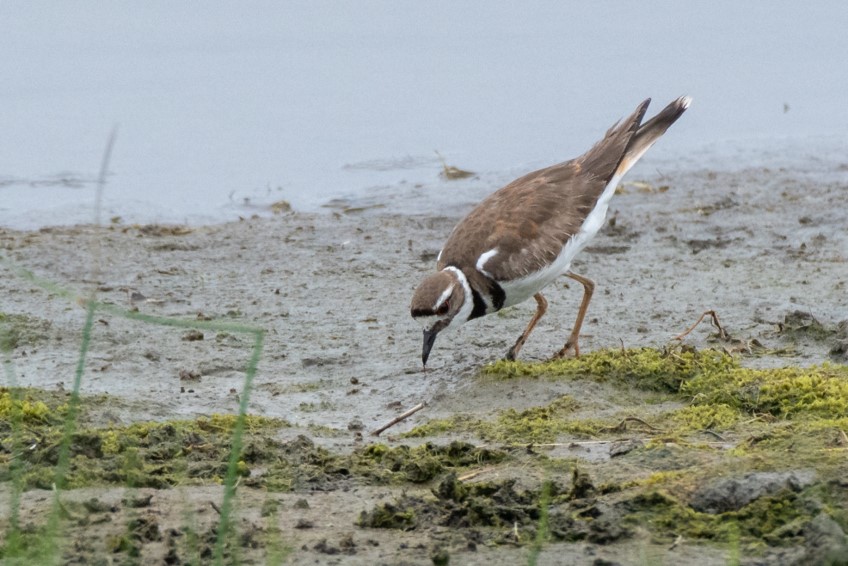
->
[700,429,727,441]
[600,416,662,433]
[674,310,728,341]
[470,440,727,450]
[668,534,684,551]
[458,467,496,482]
[371,402,427,437]
[740,413,774,426]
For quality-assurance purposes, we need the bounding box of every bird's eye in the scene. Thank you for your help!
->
[436,301,450,316]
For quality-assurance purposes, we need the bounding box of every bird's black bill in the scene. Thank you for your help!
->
[422,329,438,367]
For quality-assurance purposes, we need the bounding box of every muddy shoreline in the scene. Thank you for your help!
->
[2,165,847,564]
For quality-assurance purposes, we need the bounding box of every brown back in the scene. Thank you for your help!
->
[437,99,651,282]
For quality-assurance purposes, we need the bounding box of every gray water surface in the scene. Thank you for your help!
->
[2,2,847,229]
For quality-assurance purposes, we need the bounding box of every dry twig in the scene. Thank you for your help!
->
[600,416,662,433]
[371,402,427,436]
[699,429,727,441]
[457,467,497,482]
[674,310,729,341]
[668,534,684,551]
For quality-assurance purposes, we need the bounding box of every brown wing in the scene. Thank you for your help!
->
[437,99,651,281]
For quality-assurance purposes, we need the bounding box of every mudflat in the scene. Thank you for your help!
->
[1,165,847,564]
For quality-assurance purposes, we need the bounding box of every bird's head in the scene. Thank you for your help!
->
[410,268,470,367]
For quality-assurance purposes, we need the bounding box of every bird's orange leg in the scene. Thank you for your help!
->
[551,272,595,359]
[505,292,547,361]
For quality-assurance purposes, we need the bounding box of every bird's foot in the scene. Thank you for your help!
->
[504,338,527,361]
[550,339,580,361]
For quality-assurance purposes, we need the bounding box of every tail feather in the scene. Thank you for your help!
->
[616,96,691,177]
[578,98,651,182]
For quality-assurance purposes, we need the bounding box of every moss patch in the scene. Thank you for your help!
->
[669,403,741,431]
[405,395,608,443]
[0,312,52,351]
[475,348,848,438]
[358,473,576,544]
[682,363,848,419]
[0,387,506,491]
[397,347,848,556]
[1,388,291,489]
[481,346,735,392]
[621,482,848,550]
[5,346,848,561]
[347,441,505,484]
[0,388,56,424]
[407,350,848,454]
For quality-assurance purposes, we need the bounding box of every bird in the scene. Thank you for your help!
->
[410,96,691,366]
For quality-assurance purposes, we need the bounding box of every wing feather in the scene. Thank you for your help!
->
[438,99,652,282]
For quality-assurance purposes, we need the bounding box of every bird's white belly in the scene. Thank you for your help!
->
[497,172,621,308]
[498,249,574,307]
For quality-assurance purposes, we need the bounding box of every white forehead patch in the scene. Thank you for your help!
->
[433,283,455,310]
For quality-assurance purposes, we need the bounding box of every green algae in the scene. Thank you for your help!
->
[472,348,848,442]
[395,346,848,554]
[1,390,290,489]
[0,312,52,351]
[682,363,848,419]
[340,441,506,485]
[358,473,554,535]
[404,395,607,444]
[356,502,417,530]
[0,389,55,425]
[492,396,580,443]
[1,387,507,492]
[6,346,848,559]
[359,471,634,546]
[405,345,848,525]
[669,403,741,431]
[622,486,829,546]
[410,348,735,444]
[298,400,335,412]
[1,386,286,489]
[245,438,506,491]
[481,347,736,392]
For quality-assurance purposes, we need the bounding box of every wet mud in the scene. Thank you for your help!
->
[1,164,847,564]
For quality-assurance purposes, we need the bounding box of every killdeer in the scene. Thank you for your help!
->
[411,96,690,366]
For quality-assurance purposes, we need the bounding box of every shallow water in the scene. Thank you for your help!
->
[2,2,847,229]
